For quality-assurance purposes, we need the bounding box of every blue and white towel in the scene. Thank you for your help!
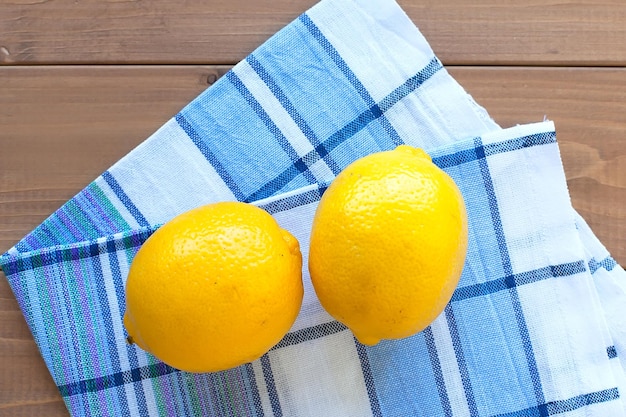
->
[2,0,625,416]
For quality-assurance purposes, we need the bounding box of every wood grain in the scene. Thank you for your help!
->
[0,281,67,417]
[1,0,626,66]
[0,65,229,252]
[2,66,624,262]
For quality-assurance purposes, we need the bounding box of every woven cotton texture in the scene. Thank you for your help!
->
[2,0,625,416]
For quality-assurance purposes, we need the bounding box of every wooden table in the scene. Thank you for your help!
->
[1,1,624,415]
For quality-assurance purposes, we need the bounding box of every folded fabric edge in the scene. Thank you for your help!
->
[0,225,158,278]
[0,120,560,276]
[0,182,334,279]
[2,119,559,277]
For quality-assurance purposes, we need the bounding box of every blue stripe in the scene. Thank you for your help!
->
[40,222,62,246]
[48,208,83,242]
[379,57,443,112]
[257,185,328,215]
[433,147,479,170]
[354,340,383,417]
[299,13,376,107]
[589,256,618,274]
[15,222,59,252]
[299,13,403,146]
[244,363,265,417]
[378,115,405,146]
[246,164,313,203]
[272,320,347,350]
[0,227,156,275]
[172,369,193,416]
[246,55,343,176]
[101,171,149,227]
[90,250,133,416]
[245,58,442,201]
[484,132,556,156]
[260,354,282,417]
[106,240,150,416]
[423,326,453,417]
[475,136,547,411]
[55,199,95,242]
[492,387,620,417]
[174,113,246,202]
[246,104,386,201]
[226,70,318,188]
[317,104,381,155]
[607,345,618,359]
[244,108,375,201]
[445,304,479,415]
[57,362,179,397]
[14,236,36,253]
[433,131,556,169]
[67,196,107,238]
[451,261,587,302]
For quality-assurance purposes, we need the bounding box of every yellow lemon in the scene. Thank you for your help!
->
[309,145,467,345]
[124,201,303,373]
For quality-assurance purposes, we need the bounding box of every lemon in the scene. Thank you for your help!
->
[309,145,468,345]
[123,201,303,373]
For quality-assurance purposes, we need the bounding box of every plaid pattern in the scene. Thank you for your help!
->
[2,0,625,416]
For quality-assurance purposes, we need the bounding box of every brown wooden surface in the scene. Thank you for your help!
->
[2,0,626,65]
[1,1,625,416]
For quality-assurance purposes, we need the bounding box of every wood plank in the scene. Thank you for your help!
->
[413,0,626,66]
[0,0,316,65]
[0,283,68,417]
[0,65,229,253]
[1,0,626,66]
[0,65,624,416]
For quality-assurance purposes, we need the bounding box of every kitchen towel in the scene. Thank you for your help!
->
[2,0,625,416]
